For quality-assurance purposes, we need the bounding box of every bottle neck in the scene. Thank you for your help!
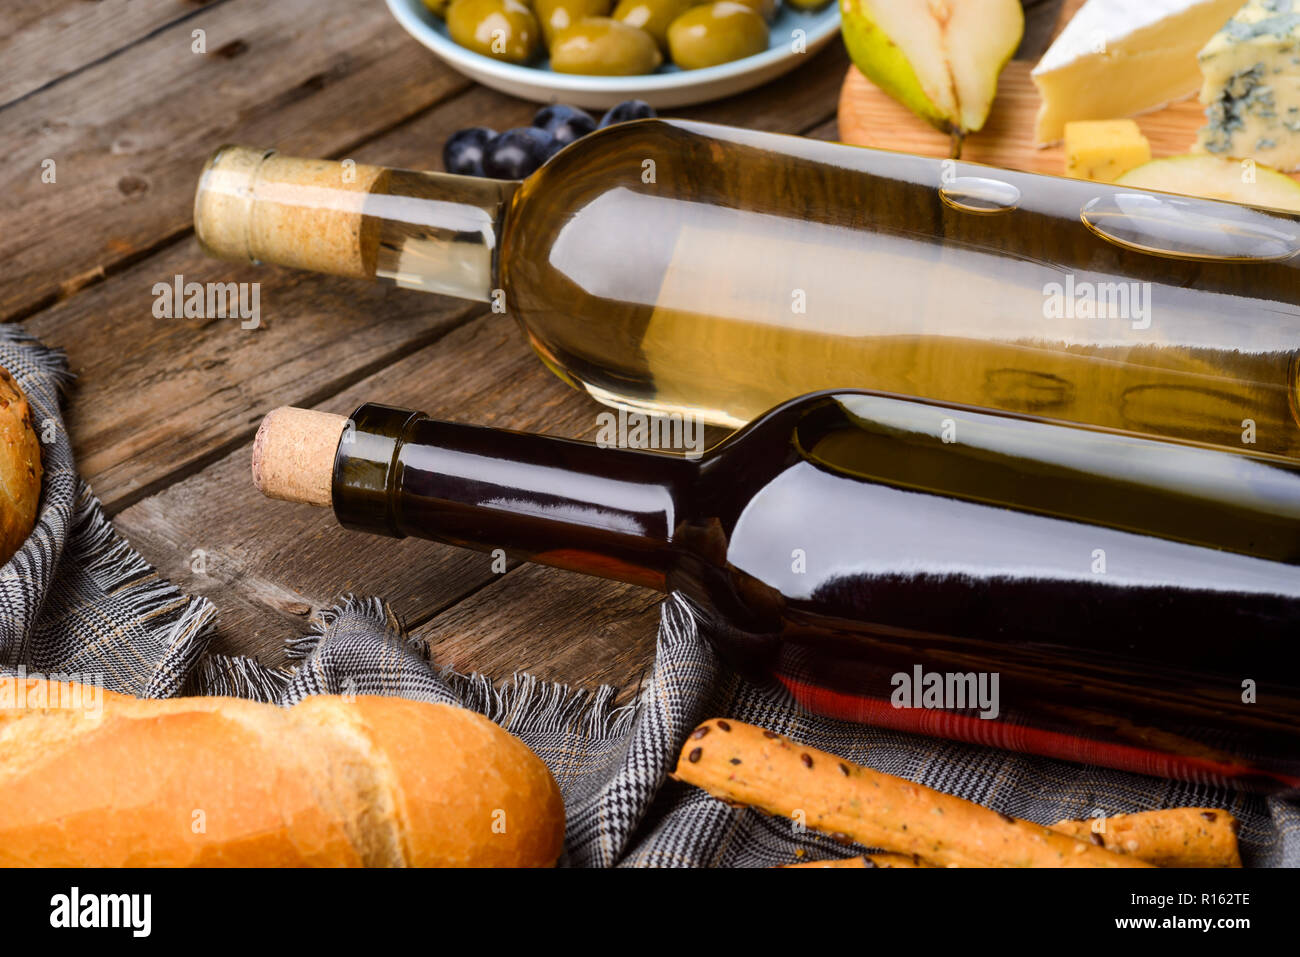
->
[332,403,693,590]
[193,146,514,303]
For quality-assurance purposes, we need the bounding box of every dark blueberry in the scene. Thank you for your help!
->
[598,99,657,128]
[442,126,496,177]
[481,127,557,179]
[533,104,597,146]
[543,136,568,161]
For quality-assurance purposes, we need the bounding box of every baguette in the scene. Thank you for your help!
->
[0,679,564,867]
[1050,809,1241,868]
[672,718,1150,868]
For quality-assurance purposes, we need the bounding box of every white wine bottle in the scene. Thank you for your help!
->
[195,120,1300,457]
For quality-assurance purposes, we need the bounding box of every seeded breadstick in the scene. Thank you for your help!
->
[867,852,934,868]
[783,853,936,868]
[1050,809,1242,868]
[785,816,1240,869]
[671,719,1151,868]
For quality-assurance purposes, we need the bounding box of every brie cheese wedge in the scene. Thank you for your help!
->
[1032,0,1247,145]
[1197,0,1300,172]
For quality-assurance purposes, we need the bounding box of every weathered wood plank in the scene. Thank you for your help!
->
[410,564,662,702]
[110,309,621,666]
[30,236,481,511]
[27,42,848,515]
[804,117,839,142]
[22,89,543,513]
[0,0,467,322]
[0,0,230,108]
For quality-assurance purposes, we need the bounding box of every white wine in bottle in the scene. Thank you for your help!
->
[194,120,1300,457]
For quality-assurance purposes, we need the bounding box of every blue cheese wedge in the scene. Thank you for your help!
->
[1032,0,1248,145]
[1197,0,1300,171]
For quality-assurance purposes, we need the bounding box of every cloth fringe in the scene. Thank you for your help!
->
[0,325,74,390]
[275,594,638,738]
[284,594,418,661]
[445,669,637,741]
[73,486,191,618]
[65,482,219,697]
[187,653,293,702]
[140,596,221,698]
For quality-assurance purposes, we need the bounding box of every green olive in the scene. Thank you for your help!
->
[611,0,696,50]
[785,0,830,9]
[537,0,612,44]
[549,17,664,75]
[421,0,452,17]
[722,0,776,21]
[446,0,542,64]
[667,2,768,70]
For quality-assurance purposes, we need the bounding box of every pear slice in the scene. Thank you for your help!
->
[840,0,958,131]
[840,0,1023,139]
[1116,155,1300,214]
[941,0,1024,134]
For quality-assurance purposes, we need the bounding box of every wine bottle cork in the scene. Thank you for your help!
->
[252,407,348,507]
[194,145,388,279]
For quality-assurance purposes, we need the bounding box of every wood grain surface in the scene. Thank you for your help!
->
[0,0,232,107]
[3,0,1067,701]
[838,0,1300,185]
[838,61,1251,174]
[0,0,466,323]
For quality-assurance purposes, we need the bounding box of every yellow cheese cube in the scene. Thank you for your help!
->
[1064,120,1153,183]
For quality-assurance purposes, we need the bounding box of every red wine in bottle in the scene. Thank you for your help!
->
[255,392,1300,793]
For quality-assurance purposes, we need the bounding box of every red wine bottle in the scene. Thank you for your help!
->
[253,392,1300,793]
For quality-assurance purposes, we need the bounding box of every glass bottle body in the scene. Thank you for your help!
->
[195,121,1300,458]
[336,394,1300,792]
[502,120,1300,456]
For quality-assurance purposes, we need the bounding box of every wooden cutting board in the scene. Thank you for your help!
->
[836,0,1300,185]
[837,61,1237,175]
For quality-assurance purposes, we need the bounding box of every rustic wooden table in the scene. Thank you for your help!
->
[1,0,1065,701]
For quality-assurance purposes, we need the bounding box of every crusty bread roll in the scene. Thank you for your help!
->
[0,680,565,867]
[0,365,41,566]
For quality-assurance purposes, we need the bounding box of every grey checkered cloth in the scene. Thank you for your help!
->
[2,326,1297,867]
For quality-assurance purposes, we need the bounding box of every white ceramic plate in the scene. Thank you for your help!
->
[386,0,841,109]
